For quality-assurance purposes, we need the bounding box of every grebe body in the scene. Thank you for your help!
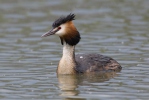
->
[42,14,121,74]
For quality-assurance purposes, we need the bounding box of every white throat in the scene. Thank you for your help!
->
[57,42,77,74]
[62,42,75,60]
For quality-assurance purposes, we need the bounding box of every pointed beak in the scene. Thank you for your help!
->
[41,28,59,37]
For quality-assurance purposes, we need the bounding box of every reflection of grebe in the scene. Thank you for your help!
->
[58,72,119,97]
[42,14,122,74]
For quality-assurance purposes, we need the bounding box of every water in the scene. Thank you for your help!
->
[0,0,149,99]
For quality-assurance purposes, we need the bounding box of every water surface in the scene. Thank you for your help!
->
[0,0,149,99]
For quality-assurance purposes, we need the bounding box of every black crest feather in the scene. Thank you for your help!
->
[52,13,75,28]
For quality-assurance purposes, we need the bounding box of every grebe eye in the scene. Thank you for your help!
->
[58,27,61,29]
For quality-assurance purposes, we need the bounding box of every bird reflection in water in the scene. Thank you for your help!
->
[57,71,120,99]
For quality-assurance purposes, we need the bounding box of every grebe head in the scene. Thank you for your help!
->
[42,13,81,46]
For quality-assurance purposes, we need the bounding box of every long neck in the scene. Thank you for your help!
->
[57,43,77,74]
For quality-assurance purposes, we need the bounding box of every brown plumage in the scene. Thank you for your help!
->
[42,13,122,74]
[59,21,80,46]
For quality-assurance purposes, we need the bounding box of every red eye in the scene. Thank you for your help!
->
[58,27,61,29]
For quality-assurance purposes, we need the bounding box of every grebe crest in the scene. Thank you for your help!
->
[42,13,122,74]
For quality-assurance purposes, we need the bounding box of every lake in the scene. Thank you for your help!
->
[0,0,149,99]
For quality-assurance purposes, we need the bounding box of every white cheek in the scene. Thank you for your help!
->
[55,28,64,36]
[55,24,66,36]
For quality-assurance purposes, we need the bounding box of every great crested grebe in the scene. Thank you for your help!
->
[42,13,122,74]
